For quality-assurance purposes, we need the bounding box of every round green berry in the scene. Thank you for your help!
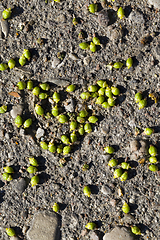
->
[15,115,23,128]
[23,118,32,129]
[2,8,12,19]
[83,186,91,197]
[122,202,130,214]
[31,175,39,187]
[17,81,26,90]
[8,59,16,69]
[40,141,48,150]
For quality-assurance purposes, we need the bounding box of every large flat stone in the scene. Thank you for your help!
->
[27,211,60,240]
[103,227,135,240]
[148,0,160,9]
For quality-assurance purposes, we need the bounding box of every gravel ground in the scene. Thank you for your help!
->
[0,0,160,239]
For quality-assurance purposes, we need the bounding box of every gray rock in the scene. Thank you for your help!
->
[27,211,60,240]
[69,53,79,61]
[101,185,112,195]
[129,11,145,25]
[49,78,69,87]
[130,140,139,152]
[13,178,27,194]
[83,56,91,66]
[52,57,61,68]
[90,231,100,240]
[103,227,134,240]
[1,18,9,38]
[64,98,75,112]
[139,140,148,154]
[10,105,23,119]
[10,236,20,240]
[36,128,45,139]
[148,0,160,9]
[98,9,109,27]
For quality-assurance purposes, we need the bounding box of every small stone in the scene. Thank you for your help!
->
[36,128,45,139]
[128,11,145,25]
[10,105,23,119]
[110,199,117,207]
[101,185,112,195]
[148,0,160,9]
[80,229,88,237]
[27,211,60,240]
[22,225,29,234]
[1,18,9,38]
[130,140,139,152]
[64,98,75,112]
[89,231,100,240]
[98,9,109,27]
[69,53,79,61]
[10,237,20,240]
[83,56,91,66]
[13,178,27,194]
[103,227,134,240]
[52,57,61,68]
[139,140,148,154]
[0,130,4,138]
[56,14,66,23]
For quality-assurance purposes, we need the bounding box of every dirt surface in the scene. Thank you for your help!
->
[0,0,160,239]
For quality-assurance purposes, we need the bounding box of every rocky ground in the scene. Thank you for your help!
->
[0,0,160,239]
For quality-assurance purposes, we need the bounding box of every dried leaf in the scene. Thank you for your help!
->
[8,92,21,98]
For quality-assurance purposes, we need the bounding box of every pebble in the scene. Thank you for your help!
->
[89,231,100,240]
[128,11,145,25]
[52,57,61,68]
[27,211,60,240]
[64,98,75,112]
[12,178,27,194]
[1,18,9,38]
[101,185,112,195]
[10,237,20,240]
[130,140,139,152]
[103,227,134,240]
[110,199,117,207]
[139,140,148,154]
[36,128,45,139]
[69,53,79,61]
[98,9,109,27]
[83,56,91,66]
[50,78,69,87]
[10,105,23,119]
[148,0,160,9]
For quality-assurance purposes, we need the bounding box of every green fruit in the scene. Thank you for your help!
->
[15,115,23,128]
[135,92,142,103]
[148,164,158,172]
[108,97,115,107]
[117,7,125,19]
[63,146,71,155]
[39,83,50,91]
[53,203,60,212]
[53,92,60,103]
[85,222,96,230]
[32,86,40,95]
[58,114,68,124]
[149,157,157,164]
[88,85,98,93]
[131,226,141,235]
[54,0,60,2]
[88,116,98,123]
[70,131,77,143]
[39,93,48,99]
[0,63,8,71]
[98,88,105,96]
[84,123,92,133]
[23,118,32,129]
[79,42,89,50]
[126,57,133,69]
[111,87,120,96]
[27,166,38,174]
[120,171,128,181]
[6,228,15,237]
[48,142,56,153]
[88,4,98,13]
[8,59,16,69]
[90,42,96,52]
[138,99,147,109]
[113,62,123,69]
[97,80,108,88]
[104,146,114,154]
[105,87,112,98]
[35,104,44,116]
[113,168,123,178]
[29,157,38,166]
[23,49,31,60]
[31,175,39,187]
[102,102,110,108]
[83,186,91,197]
[19,55,26,66]
[77,116,85,123]
[17,81,26,90]
[61,135,70,145]
[82,163,89,171]
[66,84,76,92]
[4,166,14,173]
[96,96,105,104]
[143,128,153,136]
[57,144,63,154]
[149,145,157,156]
[2,172,10,181]
[72,17,78,25]
[40,141,48,150]
[121,162,131,170]
[2,8,12,19]
[108,159,118,167]
[122,202,130,214]
[51,106,59,117]
[79,110,88,118]
[93,37,100,45]
[78,126,85,135]
[0,105,7,113]
[45,112,52,119]
[80,92,90,100]
[70,121,77,131]
[27,80,33,90]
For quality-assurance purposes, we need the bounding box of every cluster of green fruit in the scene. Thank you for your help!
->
[148,145,159,172]
[27,157,39,187]
[79,37,101,53]
[0,105,7,113]
[104,146,131,181]
[2,166,14,181]
[81,80,120,108]
[135,92,147,110]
